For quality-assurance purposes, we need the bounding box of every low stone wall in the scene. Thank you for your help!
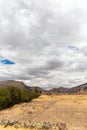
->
[0,119,68,130]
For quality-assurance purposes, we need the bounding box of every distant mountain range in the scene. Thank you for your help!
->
[47,83,87,94]
[0,80,87,94]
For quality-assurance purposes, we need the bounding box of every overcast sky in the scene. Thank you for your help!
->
[0,0,87,89]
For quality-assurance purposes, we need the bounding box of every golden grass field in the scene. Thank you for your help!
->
[0,94,87,130]
[0,126,30,130]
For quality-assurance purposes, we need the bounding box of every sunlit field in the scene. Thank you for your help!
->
[0,95,87,130]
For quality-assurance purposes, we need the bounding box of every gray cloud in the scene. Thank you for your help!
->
[25,59,63,78]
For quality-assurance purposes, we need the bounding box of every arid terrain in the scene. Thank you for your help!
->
[0,94,87,129]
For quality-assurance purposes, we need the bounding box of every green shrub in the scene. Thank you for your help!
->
[21,90,40,102]
[7,86,22,106]
[0,88,10,109]
[0,86,40,110]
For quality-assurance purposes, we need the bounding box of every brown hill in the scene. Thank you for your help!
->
[0,80,28,90]
[0,80,44,93]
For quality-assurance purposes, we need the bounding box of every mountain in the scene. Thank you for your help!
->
[49,83,87,94]
[0,80,44,93]
[0,80,87,94]
[69,82,87,93]
[49,87,70,94]
[0,80,29,90]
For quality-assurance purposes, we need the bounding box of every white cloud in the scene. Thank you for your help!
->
[0,0,87,88]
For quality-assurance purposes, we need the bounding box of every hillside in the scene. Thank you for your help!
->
[0,80,28,90]
[46,83,87,94]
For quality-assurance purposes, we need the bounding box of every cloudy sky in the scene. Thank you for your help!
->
[0,0,87,89]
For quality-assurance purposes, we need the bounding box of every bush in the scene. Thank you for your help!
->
[0,88,10,109]
[21,90,40,102]
[7,86,22,106]
[0,86,40,110]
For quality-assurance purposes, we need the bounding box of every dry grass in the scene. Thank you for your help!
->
[0,94,87,130]
[0,126,29,130]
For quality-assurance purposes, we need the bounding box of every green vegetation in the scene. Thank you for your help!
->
[0,86,40,110]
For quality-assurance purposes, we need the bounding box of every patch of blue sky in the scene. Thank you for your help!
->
[0,53,15,65]
[1,59,15,65]
[68,45,79,52]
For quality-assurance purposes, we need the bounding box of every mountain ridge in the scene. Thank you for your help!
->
[0,80,87,94]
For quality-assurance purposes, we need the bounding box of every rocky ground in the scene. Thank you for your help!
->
[0,95,87,130]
